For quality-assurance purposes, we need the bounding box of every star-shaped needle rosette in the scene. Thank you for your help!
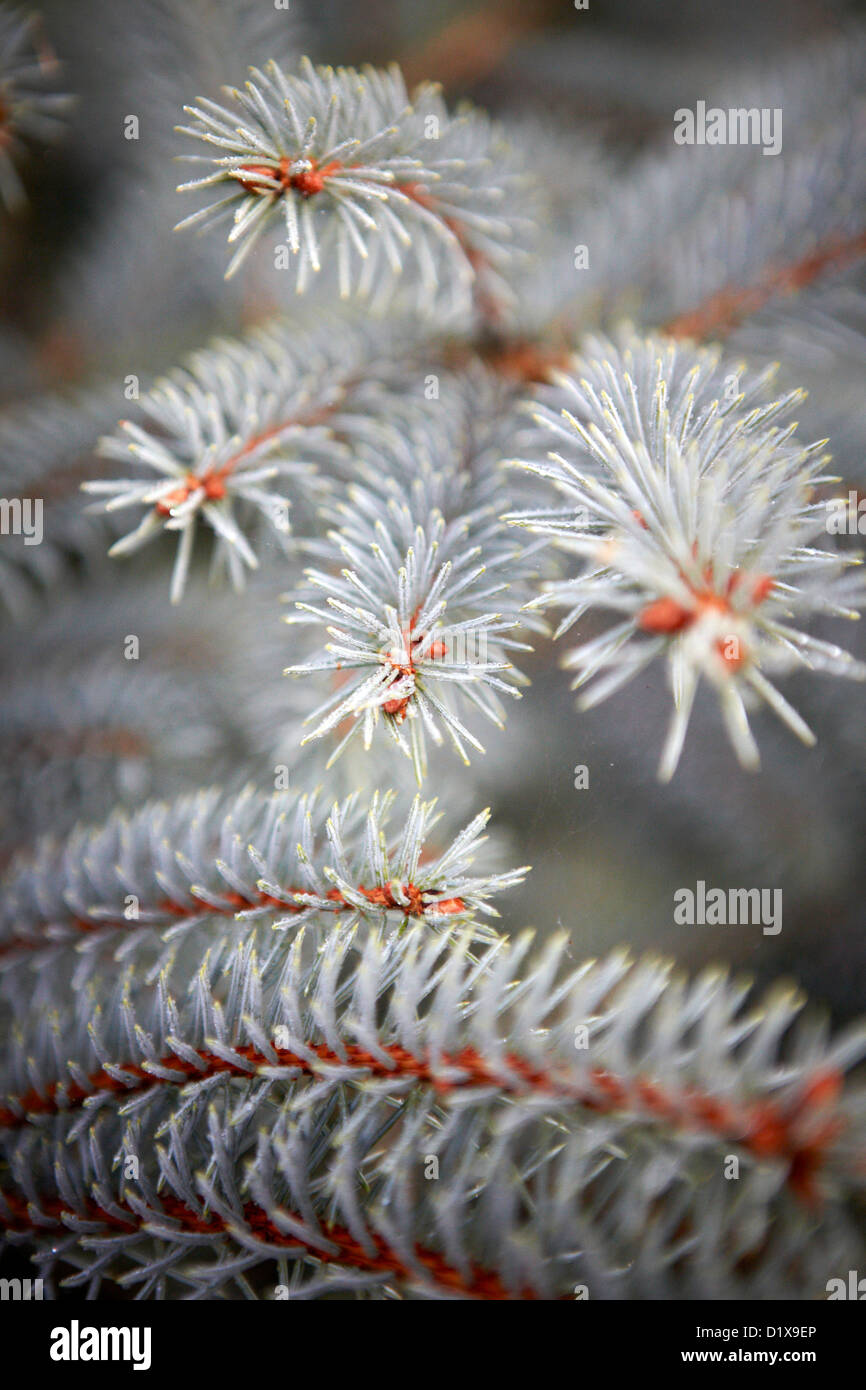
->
[173,56,531,310]
[82,368,326,603]
[284,502,533,784]
[513,423,866,779]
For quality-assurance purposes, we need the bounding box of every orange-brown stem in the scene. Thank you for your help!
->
[148,399,341,517]
[0,1188,534,1299]
[0,1040,845,1203]
[382,610,449,722]
[0,882,466,960]
[235,155,344,198]
[664,229,866,342]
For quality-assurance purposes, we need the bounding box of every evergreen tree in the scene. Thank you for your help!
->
[1,0,865,1300]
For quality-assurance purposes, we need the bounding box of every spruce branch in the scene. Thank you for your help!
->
[6,14,866,1307]
[534,39,866,350]
[510,333,866,778]
[665,230,866,345]
[80,316,401,601]
[0,3,71,209]
[0,784,523,991]
[284,373,546,780]
[659,112,866,344]
[0,570,305,858]
[0,653,222,860]
[0,384,126,617]
[2,1091,861,1299]
[174,56,531,314]
[1,907,864,1298]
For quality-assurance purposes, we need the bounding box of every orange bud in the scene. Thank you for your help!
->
[638,597,692,633]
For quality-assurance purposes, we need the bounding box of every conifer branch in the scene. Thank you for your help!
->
[510,333,866,777]
[81,316,406,601]
[6,15,866,1307]
[0,4,70,209]
[174,57,531,315]
[1,885,864,1298]
[0,785,522,991]
[665,229,866,343]
[0,385,124,617]
[284,371,546,780]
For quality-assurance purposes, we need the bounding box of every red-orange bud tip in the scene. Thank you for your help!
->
[638,596,693,634]
[427,898,466,915]
[751,574,775,604]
